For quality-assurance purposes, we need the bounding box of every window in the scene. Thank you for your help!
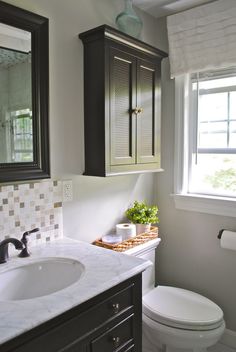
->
[10,109,33,162]
[174,70,236,217]
[189,69,236,197]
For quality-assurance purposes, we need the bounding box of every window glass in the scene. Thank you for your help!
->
[230,91,236,119]
[190,154,236,196]
[199,93,227,122]
[189,69,236,198]
[198,76,236,89]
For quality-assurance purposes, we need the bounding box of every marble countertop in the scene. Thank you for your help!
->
[0,237,150,345]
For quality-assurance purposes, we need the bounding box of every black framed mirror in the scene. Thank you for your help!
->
[0,1,50,182]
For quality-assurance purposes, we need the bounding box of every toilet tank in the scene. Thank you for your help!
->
[124,238,161,295]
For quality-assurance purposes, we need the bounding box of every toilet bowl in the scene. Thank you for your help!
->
[125,239,225,352]
[143,285,225,352]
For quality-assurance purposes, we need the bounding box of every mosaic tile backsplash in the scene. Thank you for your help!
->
[0,180,63,249]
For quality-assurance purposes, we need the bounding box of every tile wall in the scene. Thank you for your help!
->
[0,180,63,249]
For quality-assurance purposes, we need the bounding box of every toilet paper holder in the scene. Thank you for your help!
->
[218,229,236,239]
[218,229,225,239]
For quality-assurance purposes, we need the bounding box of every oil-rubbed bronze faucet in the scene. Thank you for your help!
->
[18,228,40,258]
[0,238,23,264]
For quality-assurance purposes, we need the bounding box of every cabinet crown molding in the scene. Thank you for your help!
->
[79,24,168,60]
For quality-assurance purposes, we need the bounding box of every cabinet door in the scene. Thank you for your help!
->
[109,48,136,166]
[136,59,161,164]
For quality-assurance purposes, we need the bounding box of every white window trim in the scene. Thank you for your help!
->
[173,75,236,218]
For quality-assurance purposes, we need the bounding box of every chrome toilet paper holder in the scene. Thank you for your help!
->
[218,229,236,239]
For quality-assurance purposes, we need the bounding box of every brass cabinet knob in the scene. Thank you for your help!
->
[137,107,143,114]
[132,107,139,115]
[132,107,143,115]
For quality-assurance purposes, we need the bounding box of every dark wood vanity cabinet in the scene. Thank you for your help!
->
[79,25,167,177]
[1,274,142,352]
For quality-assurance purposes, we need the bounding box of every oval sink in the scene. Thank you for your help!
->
[0,257,84,301]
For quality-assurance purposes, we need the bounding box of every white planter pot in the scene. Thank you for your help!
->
[135,223,151,235]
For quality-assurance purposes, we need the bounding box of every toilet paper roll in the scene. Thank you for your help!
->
[220,230,236,251]
[116,223,136,239]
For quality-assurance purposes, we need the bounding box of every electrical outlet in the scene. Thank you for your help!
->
[62,180,73,202]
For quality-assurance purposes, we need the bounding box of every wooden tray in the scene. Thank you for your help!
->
[93,226,158,252]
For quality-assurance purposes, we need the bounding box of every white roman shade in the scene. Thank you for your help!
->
[167,0,236,78]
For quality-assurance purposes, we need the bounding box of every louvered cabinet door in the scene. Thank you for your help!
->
[80,25,167,176]
[109,48,136,166]
[136,59,161,164]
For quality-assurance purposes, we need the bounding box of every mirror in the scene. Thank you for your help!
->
[0,25,32,164]
[0,1,50,182]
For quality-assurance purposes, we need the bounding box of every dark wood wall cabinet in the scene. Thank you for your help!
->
[1,275,142,352]
[79,25,167,177]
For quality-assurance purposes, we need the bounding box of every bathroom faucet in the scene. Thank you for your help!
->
[18,228,40,258]
[0,238,23,264]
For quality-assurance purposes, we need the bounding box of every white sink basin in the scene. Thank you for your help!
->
[0,257,84,301]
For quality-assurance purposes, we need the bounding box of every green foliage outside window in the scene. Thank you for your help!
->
[205,168,236,192]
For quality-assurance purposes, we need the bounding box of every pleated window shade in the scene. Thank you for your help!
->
[167,0,236,78]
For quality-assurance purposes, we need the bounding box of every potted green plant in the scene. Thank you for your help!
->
[125,200,159,235]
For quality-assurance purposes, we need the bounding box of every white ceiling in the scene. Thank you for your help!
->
[133,0,215,18]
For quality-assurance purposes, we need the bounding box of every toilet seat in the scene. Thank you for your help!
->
[143,286,224,331]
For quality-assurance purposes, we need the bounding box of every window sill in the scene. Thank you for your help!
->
[172,193,236,218]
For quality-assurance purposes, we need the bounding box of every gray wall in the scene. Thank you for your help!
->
[156,30,236,331]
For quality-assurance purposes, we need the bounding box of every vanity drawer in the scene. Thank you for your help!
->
[91,315,134,352]
[90,283,134,324]
[9,283,135,352]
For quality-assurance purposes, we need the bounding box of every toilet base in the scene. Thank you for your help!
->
[143,314,225,352]
[143,317,163,352]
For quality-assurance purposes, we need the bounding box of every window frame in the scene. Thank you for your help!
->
[173,74,236,218]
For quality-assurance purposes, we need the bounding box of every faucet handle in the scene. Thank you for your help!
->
[19,228,40,258]
[21,228,40,244]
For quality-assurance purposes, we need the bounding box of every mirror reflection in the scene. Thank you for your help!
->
[0,23,32,163]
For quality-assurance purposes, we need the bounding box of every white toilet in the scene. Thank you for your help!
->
[125,238,225,352]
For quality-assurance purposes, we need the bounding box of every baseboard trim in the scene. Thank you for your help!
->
[221,329,236,349]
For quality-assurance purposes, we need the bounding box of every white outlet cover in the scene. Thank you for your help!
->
[62,180,73,202]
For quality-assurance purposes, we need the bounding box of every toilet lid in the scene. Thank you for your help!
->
[143,286,224,331]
